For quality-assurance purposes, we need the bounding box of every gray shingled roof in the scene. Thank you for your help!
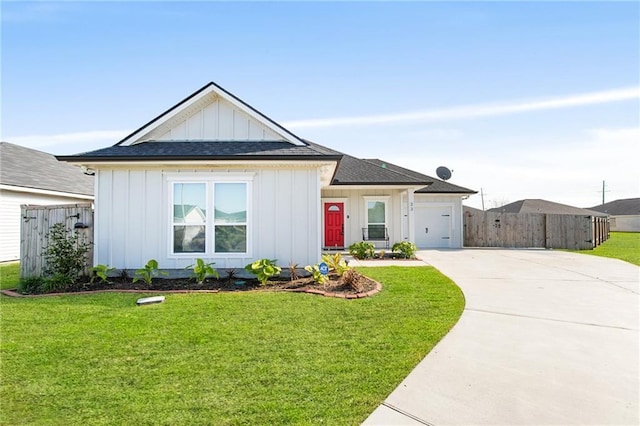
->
[0,142,94,196]
[488,199,607,216]
[363,159,476,193]
[60,138,476,190]
[330,155,433,185]
[58,141,340,162]
[588,198,640,216]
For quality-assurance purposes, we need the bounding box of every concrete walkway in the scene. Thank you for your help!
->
[364,249,639,425]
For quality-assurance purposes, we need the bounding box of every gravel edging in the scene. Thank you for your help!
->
[0,282,382,299]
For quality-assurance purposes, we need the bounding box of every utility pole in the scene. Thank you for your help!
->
[480,188,486,211]
[601,180,610,205]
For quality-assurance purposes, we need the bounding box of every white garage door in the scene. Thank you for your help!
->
[415,205,452,248]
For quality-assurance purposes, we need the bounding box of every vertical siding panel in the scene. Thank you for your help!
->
[218,101,233,139]
[234,110,249,139]
[275,169,293,265]
[258,169,277,260]
[186,110,203,139]
[203,103,217,139]
[127,170,145,267]
[110,170,129,268]
[145,170,164,266]
[171,122,186,139]
[249,121,264,140]
[96,169,113,266]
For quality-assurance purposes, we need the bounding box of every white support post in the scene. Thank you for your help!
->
[408,190,416,243]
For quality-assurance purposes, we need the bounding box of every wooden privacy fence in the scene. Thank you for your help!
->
[20,203,94,278]
[464,211,609,249]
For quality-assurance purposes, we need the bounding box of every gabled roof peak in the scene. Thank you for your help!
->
[117,81,307,147]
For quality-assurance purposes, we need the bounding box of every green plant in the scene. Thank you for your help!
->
[90,264,115,284]
[186,258,219,284]
[42,222,91,281]
[321,253,350,276]
[17,276,45,294]
[43,273,73,293]
[244,259,282,285]
[392,241,418,259]
[133,259,167,285]
[348,241,375,259]
[304,264,329,286]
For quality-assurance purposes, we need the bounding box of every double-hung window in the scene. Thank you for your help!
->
[169,175,251,256]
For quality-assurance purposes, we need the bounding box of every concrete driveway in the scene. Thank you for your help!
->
[364,249,639,425]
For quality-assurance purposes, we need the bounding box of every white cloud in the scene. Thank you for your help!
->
[283,87,640,129]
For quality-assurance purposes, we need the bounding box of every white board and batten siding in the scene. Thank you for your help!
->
[153,96,283,142]
[94,166,322,271]
[0,188,93,262]
[321,188,405,248]
[413,194,464,248]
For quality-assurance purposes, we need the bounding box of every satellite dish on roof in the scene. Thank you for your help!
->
[436,166,452,181]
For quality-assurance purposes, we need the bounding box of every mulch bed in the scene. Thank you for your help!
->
[3,272,382,299]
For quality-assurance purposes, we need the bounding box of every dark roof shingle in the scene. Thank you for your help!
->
[488,199,607,216]
[58,141,341,162]
[588,198,640,216]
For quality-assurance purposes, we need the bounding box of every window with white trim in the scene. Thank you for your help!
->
[364,197,389,239]
[169,175,251,256]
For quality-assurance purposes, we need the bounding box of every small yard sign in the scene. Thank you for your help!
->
[318,262,329,275]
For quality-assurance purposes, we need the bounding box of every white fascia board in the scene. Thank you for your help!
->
[325,184,427,190]
[120,85,306,147]
[0,184,94,200]
[63,159,337,168]
[119,86,218,146]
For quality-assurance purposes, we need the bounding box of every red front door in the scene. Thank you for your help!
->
[324,203,344,248]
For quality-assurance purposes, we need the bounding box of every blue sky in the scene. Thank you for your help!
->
[2,1,638,209]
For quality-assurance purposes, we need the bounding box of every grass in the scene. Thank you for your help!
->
[569,231,640,266]
[0,262,19,290]
[0,266,464,425]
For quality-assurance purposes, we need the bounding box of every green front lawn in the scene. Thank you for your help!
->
[570,231,640,266]
[0,266,464,425]
[0,261,19,290]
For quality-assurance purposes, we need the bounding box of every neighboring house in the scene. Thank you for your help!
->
[0,142,94,262]
[588,198,640,232]
[488,199,607,217]
[59,82,475,270]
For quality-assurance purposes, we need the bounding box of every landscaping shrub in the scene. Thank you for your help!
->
[349,242,375,259]
[304,264,329,286]
[133,259,167,284]
[17,276,45,294]
[392,241,418,259]
[186,259,218,284]
[244,259,281,285]
[43,223,91,281]
[321,252,350,276]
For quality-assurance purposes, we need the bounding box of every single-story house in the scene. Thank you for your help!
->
[488,199,607,217]
[588,198,640,232]
[59,82,475,270]
[0,142,94,262]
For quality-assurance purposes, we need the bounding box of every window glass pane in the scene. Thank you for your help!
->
[174,183,206,224]
[367,201,385,224]
[215,183,247,223]
[174,225,206,253]
[215,225,247,253]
